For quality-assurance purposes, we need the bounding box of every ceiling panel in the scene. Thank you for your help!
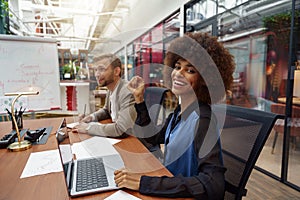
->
[10,0,134,52]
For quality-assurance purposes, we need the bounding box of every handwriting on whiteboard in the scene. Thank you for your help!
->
[0,35,61,113]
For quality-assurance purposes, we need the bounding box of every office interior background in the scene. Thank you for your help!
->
[1,0,300,194]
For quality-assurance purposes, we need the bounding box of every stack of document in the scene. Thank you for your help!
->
[69,137,121,161]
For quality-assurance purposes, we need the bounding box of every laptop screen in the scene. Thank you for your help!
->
[58,144,73,193]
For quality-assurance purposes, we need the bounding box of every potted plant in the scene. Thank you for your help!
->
[63,60,79,80]
[0,0,11,34]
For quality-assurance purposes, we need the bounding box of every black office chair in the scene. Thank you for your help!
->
[144,86,169,126]
[270,103,300,154]
[140,86,170,160]
[213,104,280,200]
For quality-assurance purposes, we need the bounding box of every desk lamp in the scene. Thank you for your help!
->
[4,91,39,152]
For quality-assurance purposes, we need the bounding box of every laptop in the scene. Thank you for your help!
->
[58,139,124,197]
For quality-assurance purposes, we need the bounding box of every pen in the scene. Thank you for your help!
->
[18,106,22,117]
[16,115,21,127]
[5,108,11,116]
[14,108,17,119]
[83,104,86,117]
[22,107,26,114]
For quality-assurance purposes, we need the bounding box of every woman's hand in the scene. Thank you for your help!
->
[114,168,142,191]
[127,76,145,104]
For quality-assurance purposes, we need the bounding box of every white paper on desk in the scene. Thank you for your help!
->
[104,190,141,200]
[66,122,79,129]
[71,136,121,160]
[106,137,121,145]
[20,149,63,179]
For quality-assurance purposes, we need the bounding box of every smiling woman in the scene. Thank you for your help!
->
[115,32,235,199]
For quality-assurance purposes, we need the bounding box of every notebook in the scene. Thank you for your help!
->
[58,139,124,197]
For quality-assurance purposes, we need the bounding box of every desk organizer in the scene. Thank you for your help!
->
[25,126,53,145]
[0,129,27,149]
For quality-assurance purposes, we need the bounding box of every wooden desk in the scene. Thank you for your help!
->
[0,118,190,200]
[65,117,189,199]
[0,118,68,200]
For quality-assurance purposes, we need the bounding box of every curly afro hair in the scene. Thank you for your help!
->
[163,32,235,104]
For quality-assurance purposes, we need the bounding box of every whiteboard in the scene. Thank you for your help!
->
[0,35,61,113]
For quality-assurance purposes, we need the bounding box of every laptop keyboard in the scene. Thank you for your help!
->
[76,158,109,192]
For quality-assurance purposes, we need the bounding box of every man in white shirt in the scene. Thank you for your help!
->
[74,54,136,137]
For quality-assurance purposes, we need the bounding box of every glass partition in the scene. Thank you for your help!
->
[120,0,299,189]
[186,0,299,190]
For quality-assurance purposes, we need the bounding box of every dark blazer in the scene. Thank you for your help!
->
[133,101,226,199]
